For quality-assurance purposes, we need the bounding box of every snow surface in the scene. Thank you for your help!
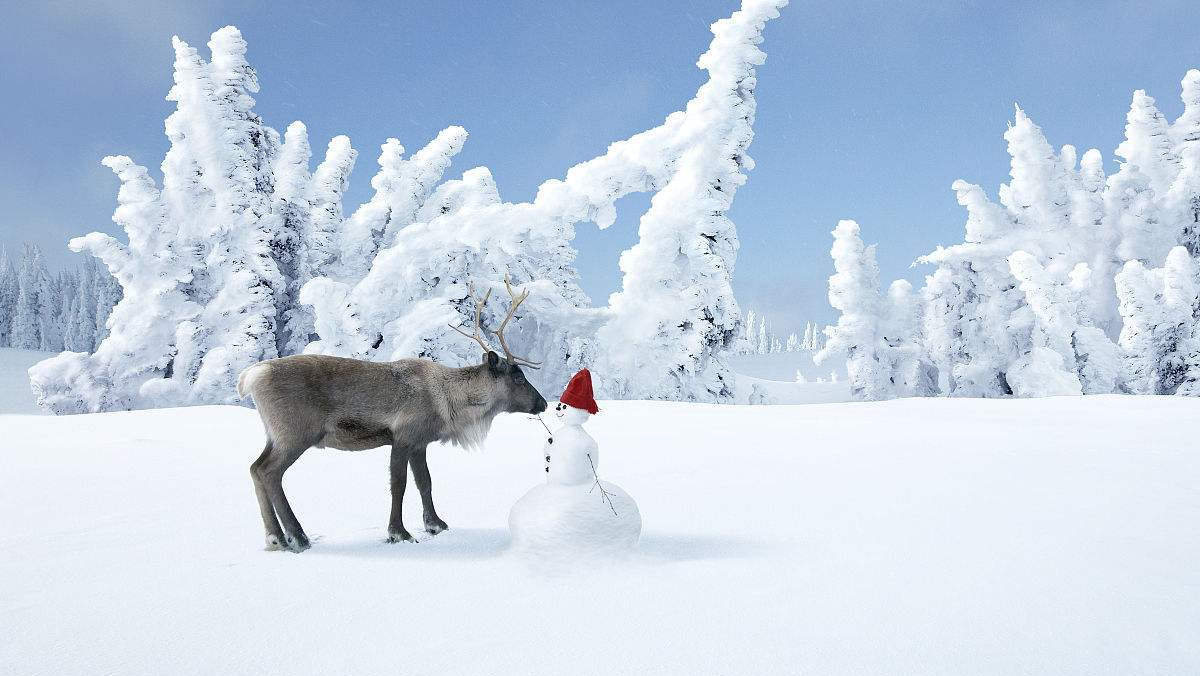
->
[729,352,850,403]
[735,372,849,404]
[0,348,51,414]
[3,397,1197,674]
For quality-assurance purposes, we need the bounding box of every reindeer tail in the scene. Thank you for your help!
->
[237,362,268,399]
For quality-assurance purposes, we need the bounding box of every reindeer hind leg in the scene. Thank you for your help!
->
[250,441,286,550]
[259,439,314,552]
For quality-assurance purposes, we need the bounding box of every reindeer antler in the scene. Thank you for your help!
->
[448,282,498,355]
[489,274,542,369]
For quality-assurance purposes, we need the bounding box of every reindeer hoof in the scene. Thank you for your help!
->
[387,530,415,543]
[285,533,311,552]
[264,534,285,551]
[424,518,449,535]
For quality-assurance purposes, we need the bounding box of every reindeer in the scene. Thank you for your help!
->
[238,277,547,551]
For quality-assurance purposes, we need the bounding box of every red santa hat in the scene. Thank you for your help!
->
[560,369,599,414]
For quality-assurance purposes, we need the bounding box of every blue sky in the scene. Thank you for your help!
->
[2,0,1199,333]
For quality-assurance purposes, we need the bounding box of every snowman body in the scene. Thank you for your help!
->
[545,408,599,485]
[510,401,641,561]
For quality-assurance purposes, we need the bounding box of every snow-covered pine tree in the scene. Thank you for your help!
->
[1169,70,1200,257]
[331,129,467,285]
[785,332,798,352]
[59,274,77,351]
[1114,247,1200,395]
[880,279,936,397]
[1000,107,1073,238]
[64,258,97,352]
[1153,247,1200,394]
[415,167,502,223]
[275,126,358,355]
[29,156,198,413]
[37,269,68,352]
[1115,259,1160,393]
[1108,162,1165,271]
[34,27,338,411]
[0,248,17,347]
[92,262,122,347]
[1116,90,1179,200]
[1064,263,1123,394]
[11,244,48,350]
[594,0,788,401]
[1106,89,1184,275]
[270,120,315,355]
[743,309,758,354]
[918,180,1019,397]
[920,265,965,395]
[1005,251,1084,396]
[807,321,824,351]
[816,220,890,400]
[1070,148,1122,335]
[305,136,357,278]
[166,28,287,404]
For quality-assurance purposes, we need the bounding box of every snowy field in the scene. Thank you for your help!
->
[0,348,51,414]
[3,396,1197,674]
[730,351,850,404]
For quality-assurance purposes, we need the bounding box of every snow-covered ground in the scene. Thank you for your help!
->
[736,371,849,404]
[0,348,51,414]
[3,396,1196,674]
[730,352,850,403]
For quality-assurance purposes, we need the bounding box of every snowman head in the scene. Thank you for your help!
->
[553,401,591,425]
[556,369,599,422]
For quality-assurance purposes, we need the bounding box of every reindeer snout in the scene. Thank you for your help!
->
[531,394,547,414]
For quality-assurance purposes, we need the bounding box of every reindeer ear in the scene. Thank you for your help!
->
[484,351,500,369]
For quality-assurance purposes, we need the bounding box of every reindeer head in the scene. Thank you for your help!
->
[449,276,548,415]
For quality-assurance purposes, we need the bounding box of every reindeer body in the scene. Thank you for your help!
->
[240,352,547,551]
[240,355,516,452]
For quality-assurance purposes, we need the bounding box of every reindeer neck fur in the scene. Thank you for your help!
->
[435,362,505,450]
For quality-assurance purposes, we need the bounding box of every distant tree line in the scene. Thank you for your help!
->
[737,309,825,355]
[0,243,121,352]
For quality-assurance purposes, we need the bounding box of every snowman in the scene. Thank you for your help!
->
[509,369,641,560]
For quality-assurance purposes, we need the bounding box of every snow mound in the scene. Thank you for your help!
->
[509,481,641,563]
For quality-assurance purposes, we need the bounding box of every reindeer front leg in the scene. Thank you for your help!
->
[388,442,414,542]
[409,446,449,535]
